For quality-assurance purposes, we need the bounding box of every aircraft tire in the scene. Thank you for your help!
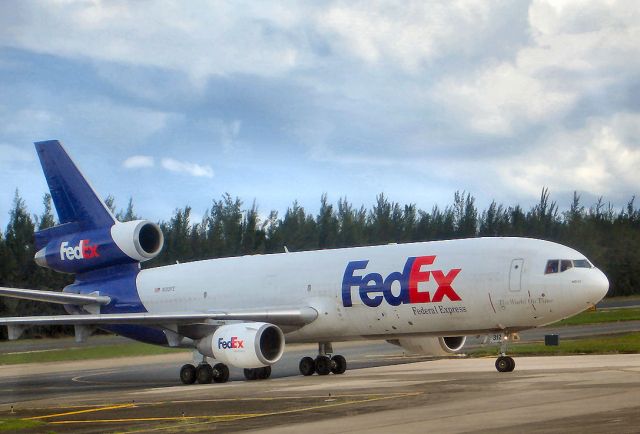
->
[495,356,512,373]
[213,363,230,383]
[331,355,347,374]
[244,368,259,381]
[196,363,214,384]
[299,357,315,376]
[257,366,272,380]
[180,364,197,384]
[315,355,331,376]
[506,356,515,372]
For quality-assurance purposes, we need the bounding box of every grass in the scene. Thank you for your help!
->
[0,418,44,432]
[0,342,188,365]
[470,332,640,357]
[548,307,640,326]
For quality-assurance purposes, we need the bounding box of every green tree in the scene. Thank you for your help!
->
[453,191,477,238]
[317,194,338,249]
[117,197,139,222]
[336,198,366,248]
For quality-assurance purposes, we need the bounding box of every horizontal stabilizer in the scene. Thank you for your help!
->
[0,287,111,306]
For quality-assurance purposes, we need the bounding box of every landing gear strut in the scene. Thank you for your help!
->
[495,333,516,373]
[179,361,229,384]
[298,342,347,376]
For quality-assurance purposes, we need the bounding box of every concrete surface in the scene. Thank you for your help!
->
[1,352,639,433]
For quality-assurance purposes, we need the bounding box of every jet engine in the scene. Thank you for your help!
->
[388,336,466,356]
[34,219,164,274]
[110,220,164,262]
[196,322,285,369]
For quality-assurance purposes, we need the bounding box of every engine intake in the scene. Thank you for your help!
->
[111,220,164,261]
[197,322,285,369]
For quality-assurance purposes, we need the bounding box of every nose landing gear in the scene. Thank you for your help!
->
[495,355,515,372]
[299,343,347,376]
[494,332,516,372]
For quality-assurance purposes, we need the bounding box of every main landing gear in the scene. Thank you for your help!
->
[243,366,272,381]
[495,333,516,373]
[299,342,347,376]
[180,362,229,384]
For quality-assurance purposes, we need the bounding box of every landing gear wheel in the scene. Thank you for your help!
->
[257,366,272,380]
[180,364,197,384]
[315,355,331,376]
[196,363,214,383]
[299,356,315,376]
[213,363,229,383]
[330,355,347,375]
[244,368,258,381]
[506,356,515,372]
[495,356,515,373]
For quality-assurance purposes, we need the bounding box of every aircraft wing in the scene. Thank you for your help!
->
[0,287,111,305]
[0,308,318,327]
[0,307,318,342]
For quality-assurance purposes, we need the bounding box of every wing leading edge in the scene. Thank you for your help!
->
[0,307,318,327]
[0,287,111,305]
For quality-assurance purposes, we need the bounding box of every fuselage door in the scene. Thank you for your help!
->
[509,259,524,292]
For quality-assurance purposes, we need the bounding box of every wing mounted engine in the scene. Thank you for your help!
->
[196,322,285,369]
[388,336,466,356]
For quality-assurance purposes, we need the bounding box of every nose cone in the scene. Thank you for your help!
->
[587,269,609,304]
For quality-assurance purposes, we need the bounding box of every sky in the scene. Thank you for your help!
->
[1,0,639,230]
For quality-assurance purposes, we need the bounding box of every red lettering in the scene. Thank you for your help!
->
[408,255,435,303]
[81,240,99,259]
[431,269,462,302]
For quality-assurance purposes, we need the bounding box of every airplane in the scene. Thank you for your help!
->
[0,140,609,384]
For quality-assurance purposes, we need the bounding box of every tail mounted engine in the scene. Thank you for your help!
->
[197,322,285,369]
[35,220,164,274]
[388,336,466,356]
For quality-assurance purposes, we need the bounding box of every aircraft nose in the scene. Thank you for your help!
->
[587,269,609,304]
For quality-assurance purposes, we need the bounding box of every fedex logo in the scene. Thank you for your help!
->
[217,336,244,350]
[59,240,100,261]
[342,255,461,308]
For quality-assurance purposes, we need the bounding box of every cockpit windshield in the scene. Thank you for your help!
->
[545,258,593,274]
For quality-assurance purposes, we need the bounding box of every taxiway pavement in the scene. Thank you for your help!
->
[1,347,640,433]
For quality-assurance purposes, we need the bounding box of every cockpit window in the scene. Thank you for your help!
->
[546,258,593,274]
[561,260,573,272]
[573,259,593,268]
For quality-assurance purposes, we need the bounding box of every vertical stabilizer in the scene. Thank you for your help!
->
[35,140,116,231]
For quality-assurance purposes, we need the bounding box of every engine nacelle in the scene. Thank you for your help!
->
[196,322,285,369]
[388,336,466,356]
[34,220,164,274]
[110,220,164,262]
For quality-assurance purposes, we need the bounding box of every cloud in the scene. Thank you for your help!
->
[123,155,154,169]
[317,0,496,72]
[495,113,640,198]
[432,0,640,136]
[122,155,215,178]
[161,158,214,178]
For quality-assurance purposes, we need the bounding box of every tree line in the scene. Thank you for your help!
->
[1,188,639,338]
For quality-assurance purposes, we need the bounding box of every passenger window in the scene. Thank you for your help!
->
[560,260,573,272]
[545,260,559,274]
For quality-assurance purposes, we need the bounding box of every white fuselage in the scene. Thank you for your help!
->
[136,237,609,343]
